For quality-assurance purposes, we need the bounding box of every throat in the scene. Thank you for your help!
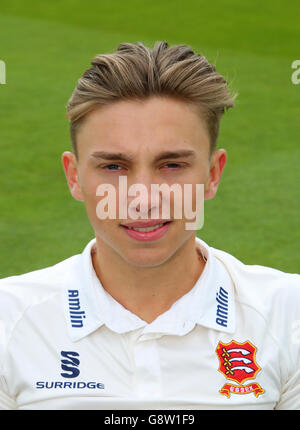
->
[91,240,206,323]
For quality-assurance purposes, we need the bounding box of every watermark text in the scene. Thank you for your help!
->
[291,60,300,84]
[95,176,205,231]
[0,60,6,84]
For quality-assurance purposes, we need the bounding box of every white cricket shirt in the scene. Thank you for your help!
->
[0,237,299,410]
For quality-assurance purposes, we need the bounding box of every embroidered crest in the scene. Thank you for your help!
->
[216,340,265,398]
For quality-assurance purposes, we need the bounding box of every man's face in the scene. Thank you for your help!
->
[62,96,226,267]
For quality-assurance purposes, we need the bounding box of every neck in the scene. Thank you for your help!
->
[91,235,206,323]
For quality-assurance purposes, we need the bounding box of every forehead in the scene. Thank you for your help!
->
[76,96,210,157]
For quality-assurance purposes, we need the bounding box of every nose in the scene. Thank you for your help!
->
[126,172,161,220]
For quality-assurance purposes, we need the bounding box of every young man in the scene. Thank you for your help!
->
[0,41,299,410]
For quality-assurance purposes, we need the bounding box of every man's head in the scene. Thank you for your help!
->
[66,41,236,158]
[62,41,236,267]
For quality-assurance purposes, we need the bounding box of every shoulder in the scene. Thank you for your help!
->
[0,254,80,332]
[211,246,300,316]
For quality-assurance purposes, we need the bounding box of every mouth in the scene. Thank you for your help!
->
[120,221,172,241]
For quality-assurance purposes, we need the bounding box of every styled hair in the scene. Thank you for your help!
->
[66,41,237,157]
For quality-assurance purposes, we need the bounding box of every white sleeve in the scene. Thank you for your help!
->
[276,367,300,410]
[273,277,300,410]
[0,287,17,410]
[0,377,16,410]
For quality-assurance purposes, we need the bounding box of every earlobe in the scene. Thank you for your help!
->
[204,149,227,200]
[61,151,84,202]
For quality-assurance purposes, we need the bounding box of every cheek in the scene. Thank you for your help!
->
[179,166,208,196]
[78,174,107,225]
[173,171,206,223]
[79,168,102,199]
[81,176,122,224]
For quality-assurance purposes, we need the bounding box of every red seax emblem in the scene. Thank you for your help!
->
[216,340,265,398]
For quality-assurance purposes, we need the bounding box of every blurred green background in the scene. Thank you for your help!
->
[0,0,299,277]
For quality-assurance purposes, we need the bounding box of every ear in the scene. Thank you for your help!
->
[61,151,84,202]
[204,149,227,200]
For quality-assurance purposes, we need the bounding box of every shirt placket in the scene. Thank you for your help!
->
[133,333,163,399]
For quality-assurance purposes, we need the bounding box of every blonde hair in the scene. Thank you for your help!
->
[66,41,237,157]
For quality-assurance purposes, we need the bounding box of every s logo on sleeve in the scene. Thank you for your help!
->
[60,351,80,378]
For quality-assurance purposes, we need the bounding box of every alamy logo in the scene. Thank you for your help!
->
[60,351,80,378]
[216,286,229,327]
[291,60,300,85]
[68,289,86,328]
[0,60,5,84]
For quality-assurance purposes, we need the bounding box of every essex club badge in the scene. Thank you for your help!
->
[216,340,265,398]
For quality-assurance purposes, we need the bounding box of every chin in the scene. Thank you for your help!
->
[120,247,175,268]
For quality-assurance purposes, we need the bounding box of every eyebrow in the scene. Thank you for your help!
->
[90,149,196,162]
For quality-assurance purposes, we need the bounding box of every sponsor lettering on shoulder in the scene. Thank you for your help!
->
[216,286,229,327]
[68,289,86,328]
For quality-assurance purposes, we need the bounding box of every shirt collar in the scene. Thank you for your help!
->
[63,237,236,342]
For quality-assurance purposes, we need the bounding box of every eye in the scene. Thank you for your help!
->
[102,164,123,171]
[162,163,184,169]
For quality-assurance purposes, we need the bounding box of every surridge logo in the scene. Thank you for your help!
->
[35,350,105,390]
[68,289,86,328]
[60,351,80,378]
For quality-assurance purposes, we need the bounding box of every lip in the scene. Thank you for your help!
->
[120,219,171,228]
[120,221,172,241]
